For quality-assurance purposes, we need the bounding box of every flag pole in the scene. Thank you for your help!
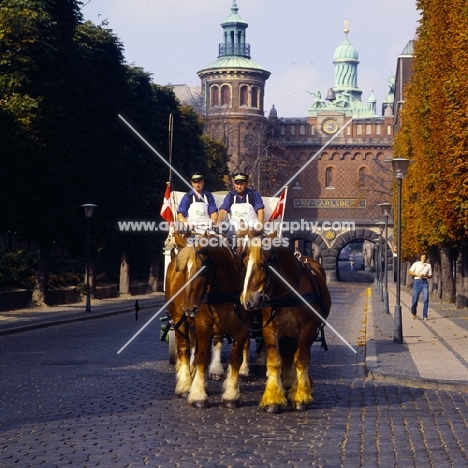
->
[168,114,177,224]
[278,187,288,239]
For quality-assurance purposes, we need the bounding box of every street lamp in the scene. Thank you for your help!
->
[378,202,393,314]
[81,204,98,312]
[376,221,385,299]
[374,235,381,293]
[391,158,410,343]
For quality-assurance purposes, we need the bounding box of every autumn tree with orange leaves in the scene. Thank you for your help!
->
[394,0,468,305]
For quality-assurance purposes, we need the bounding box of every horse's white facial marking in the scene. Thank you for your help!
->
[243,253,255,297]
[187,257,194,276]
[242,247,264,299]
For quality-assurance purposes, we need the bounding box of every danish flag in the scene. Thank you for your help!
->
[160,183,174,222]
[268,187,288,222]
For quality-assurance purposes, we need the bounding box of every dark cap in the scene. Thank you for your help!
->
[232,172,249,182]
[191,173,204,182]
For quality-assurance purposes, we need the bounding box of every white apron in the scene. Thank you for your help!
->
[187,194,211,228]
[230,194,258,228]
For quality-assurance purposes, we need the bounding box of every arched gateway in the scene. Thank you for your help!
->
[286,227,390,282]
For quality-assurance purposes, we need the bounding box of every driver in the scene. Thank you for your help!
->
[177,172,218,230]
[218,173,264,229]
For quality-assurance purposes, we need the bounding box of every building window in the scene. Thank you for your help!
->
[251,86,259,108]
[221,85,231,106]
[359,167,366,186]
[211,86,219,107]
[311,125,315,135]
[281,126,286,135]
[376,124,381,135]
[347,125,351,135]
[240,85,248,106]
[387,124,392,135]
[357,125,362,135]
[290,126,296,135]
[300,125,305,135]
[366,124,371,135]
[326,167,335,188]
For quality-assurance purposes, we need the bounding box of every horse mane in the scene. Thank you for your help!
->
[175,245,197,272]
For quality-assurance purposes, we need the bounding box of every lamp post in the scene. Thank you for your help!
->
[391,158,410,343]
[81,204,98,313]
[378,202,393,314]
[374,236,381,293]
[376,221,385,299]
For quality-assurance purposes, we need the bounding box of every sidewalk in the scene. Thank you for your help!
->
[366,281,468,392]
[0,292,165,336]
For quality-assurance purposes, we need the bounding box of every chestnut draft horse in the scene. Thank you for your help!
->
[165,232,227,398]
[240,233,331,413]
[166,232,252,408]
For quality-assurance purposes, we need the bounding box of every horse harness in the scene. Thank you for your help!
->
[255,250,329,350]
[161,248,242,341]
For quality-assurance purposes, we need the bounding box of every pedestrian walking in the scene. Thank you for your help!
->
[409,253,432,320]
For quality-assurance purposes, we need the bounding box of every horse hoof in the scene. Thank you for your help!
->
[209,373,223,381]
[291,402,308,411]
[191,400,210,409]
[223,399,240,409]
[177,392,189,399]
[263,404,281,414]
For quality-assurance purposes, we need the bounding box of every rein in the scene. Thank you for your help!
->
[263,251,304,310]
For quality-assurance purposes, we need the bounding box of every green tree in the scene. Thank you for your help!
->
[0,1,230,301]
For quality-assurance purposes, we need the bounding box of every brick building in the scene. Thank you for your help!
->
[186,2,415,280]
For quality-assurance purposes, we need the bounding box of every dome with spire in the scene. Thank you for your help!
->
[198,1,270,74]
[222,1,248,27]
[334,35,359,61]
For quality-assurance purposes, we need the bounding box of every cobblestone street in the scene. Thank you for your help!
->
[1,283,468,467]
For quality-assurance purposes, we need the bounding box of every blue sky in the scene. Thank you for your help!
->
[81,0,420,118]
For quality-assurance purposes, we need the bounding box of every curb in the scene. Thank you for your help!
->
[0,302,162,336]
[365,369,468,393]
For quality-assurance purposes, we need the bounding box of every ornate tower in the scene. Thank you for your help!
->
[197,1,270,175]
[332,21,362,102]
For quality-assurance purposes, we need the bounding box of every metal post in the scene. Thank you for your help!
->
[394,178,403,343]
[86,216,91,313]
[383,212,390,313]
[81,204,97,313]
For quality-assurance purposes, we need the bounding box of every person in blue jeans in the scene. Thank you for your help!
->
[409,254,433,320]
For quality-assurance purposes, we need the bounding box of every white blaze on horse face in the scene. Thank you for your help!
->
[241,249,263,306]
[187,257,194,277]
[242,254,255,304]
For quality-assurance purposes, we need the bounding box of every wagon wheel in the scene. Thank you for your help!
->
[168,329,177,365]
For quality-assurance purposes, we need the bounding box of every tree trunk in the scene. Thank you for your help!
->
[147,256,160,292]
[32,243,51,306]
[429,246,440,301]
[439,246,455,303]
[119,252,131,295]
[456,242,468,308]
[85,262,96,297]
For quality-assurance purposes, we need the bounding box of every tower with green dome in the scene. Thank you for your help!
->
[308,22,378,119]
[197,1,271,174]
[333,20,362,103]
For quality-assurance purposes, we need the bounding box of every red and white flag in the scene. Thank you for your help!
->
[160,183,174,222]
[268,187,288,222]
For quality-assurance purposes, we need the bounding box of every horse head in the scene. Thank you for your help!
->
[174,232,241,317]
[240,230,275,310]
[173,232,208,317]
